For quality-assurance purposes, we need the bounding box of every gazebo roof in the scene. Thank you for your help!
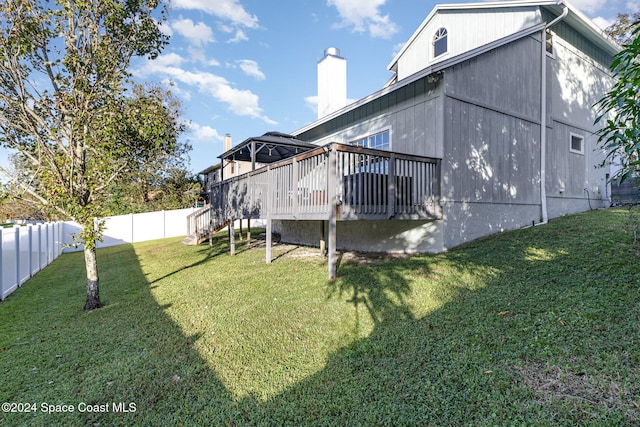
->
[218,132,317,165]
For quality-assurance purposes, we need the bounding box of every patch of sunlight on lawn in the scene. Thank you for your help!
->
[138,240,501,402]
[144,248,377,402]
[524,246,568,262]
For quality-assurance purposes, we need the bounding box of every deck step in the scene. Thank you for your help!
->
[182,219,231,246]
[182,235,199,246]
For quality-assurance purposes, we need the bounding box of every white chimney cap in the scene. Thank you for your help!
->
[324,47,341,57]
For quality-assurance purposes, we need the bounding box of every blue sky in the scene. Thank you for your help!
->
[133,0,637,175]
[1,0,636,177]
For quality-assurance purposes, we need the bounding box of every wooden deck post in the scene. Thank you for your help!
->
[266,165,272,264]
[320,221,326,256]
[208,221,213,248]
[327,144,337,280]
[266,215,272,263]
[229,219,235,256]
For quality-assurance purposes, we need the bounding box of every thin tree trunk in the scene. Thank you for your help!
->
[83,246,102,311]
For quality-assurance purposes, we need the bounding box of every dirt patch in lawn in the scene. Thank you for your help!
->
[515,360,640,423]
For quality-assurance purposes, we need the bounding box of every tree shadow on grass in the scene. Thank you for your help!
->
[246,211,640,425]
[0,243,237,427]
[2,211,638,426]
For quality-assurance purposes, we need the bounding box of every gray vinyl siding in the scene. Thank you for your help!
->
[441,34,543,205]
[396,7,542,80]
[297,77,443,159]
[542,12,613,69]
[444,34,542,123]
[443,97,540,204]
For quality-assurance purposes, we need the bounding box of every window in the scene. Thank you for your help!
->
[349,129,391,173]
[570,133,584,154]
[351,129,390,151]
[433,27,448,58]
[545,30,554,56]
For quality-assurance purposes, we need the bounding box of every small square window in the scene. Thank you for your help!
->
[570,133,584,154]
[545,31,554,55]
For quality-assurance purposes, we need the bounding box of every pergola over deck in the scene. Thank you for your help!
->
[219,132,318,177]
[188,138,442,278]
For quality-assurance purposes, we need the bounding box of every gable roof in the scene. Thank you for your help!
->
[388,0,619,74]
[293,0,619,138]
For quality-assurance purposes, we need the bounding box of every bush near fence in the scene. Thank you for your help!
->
[0,208,196,300]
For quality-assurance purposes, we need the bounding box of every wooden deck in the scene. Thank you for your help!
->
[187,142,442,277]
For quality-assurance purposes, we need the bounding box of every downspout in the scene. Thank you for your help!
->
[538,3,568,225]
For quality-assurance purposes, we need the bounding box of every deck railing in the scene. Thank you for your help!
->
[189,142,441,238]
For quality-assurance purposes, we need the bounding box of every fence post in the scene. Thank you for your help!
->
[28,225,33,278]
[55,222,59,258]
[37,224,41,271]
[0,228,3,300]
[15,226,20,287]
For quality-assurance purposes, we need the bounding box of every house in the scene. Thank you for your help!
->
[198,133,260,204]
[188,0,619,277]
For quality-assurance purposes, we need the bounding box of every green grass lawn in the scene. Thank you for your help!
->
[1,208,639,426]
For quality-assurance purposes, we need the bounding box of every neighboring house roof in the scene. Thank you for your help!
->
[198,163,220,175]
[218,132,317,164]
[293,0,619,138]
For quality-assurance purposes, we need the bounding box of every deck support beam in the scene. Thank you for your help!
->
[266,216,272,263]
[327,145,337,279]
[320,221,326,256]
[229,219,235,256]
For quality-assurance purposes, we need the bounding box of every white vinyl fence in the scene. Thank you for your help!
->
[61,208,196,252]
[1,208,196,300]
[1,222,64,301]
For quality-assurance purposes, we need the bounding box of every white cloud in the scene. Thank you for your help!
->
[591,16,614,30]
[153,52,186,68]
[327,0,399,39]
[305,95,318,115]
[141,61,276,124]
[172,0,259,29]
[160,78,192,101]
[237,59,265,80]
[189,122,224,142]
[570,0,605,15]
[627,1,640,13]
[172,18,214,46]
[227,29,249,43]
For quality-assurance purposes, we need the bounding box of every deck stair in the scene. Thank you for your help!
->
[183,205,230,245]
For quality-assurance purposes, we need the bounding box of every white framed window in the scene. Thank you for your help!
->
[349,128,392,173]
[433,27,448,58]
[570,133,584,154]
[350,128,391,151]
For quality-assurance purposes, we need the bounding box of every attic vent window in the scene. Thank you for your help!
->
[433,27,448,58]
[546,30,554,55]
